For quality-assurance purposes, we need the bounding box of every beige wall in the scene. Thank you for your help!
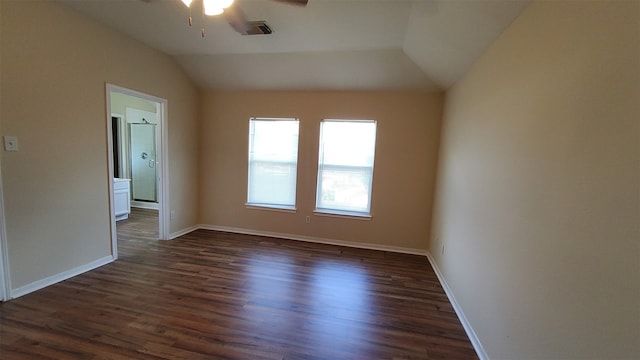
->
[0,1,199,290]
[200,91,442,250]
[110,92,157,117]
[431,1,639,358]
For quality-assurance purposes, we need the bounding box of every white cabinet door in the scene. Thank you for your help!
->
[114,179,131,221]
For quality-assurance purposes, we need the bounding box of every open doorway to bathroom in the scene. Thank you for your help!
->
[111,111,159,210]
[106,84,168,258]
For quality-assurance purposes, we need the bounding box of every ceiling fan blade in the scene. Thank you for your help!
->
[223,4,251,35]
[272,0,308,6]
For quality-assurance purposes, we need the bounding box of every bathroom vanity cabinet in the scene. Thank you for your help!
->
[114,178,131,221]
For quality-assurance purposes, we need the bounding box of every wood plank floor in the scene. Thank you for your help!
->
[0,208,478,359]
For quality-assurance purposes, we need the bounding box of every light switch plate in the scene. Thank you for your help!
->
[4,136,18,151]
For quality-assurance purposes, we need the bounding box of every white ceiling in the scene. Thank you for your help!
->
[59,0,530,91]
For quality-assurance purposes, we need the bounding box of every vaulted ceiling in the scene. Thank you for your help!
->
[59,0,530,91]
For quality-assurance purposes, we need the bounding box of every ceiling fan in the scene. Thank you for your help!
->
[179,0,308,36]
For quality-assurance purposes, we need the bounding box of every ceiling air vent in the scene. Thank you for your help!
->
[243,21,273,35]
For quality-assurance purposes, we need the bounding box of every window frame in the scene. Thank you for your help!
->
[246,117,300,211]
[314,119,377,218]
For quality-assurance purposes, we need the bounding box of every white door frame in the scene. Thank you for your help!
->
[0,160,11,301]
[106,84,170,257]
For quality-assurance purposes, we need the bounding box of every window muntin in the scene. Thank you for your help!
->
[315,119,377,216]
[247,118,299,209]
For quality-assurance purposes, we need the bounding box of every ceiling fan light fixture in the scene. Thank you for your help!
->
[216,0,234,9]
[203,0,223,15]
[173,0,305,36]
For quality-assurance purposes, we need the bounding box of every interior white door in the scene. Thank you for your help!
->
[130,123,157,202]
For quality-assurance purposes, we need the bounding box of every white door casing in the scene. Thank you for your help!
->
[106,84,169,254]
[0,160,10,300]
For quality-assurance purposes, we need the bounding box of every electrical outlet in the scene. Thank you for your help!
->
[305,216,310,223]
[4,136,18,151]
[170,211,175,220]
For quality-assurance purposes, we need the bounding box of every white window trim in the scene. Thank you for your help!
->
[245,203,297,213]
[313,209,372,220]
[315,119,377,217]
[247,117,300,210]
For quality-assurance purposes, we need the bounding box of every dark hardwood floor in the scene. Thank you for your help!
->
[0,208,477,359]
[116,207,159,242]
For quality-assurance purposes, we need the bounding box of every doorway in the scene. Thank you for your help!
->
[106,84,168,258]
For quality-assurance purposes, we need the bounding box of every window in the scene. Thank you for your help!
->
[316,119,377,217]
[247,118,300,209]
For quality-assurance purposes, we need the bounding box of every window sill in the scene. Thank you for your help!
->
[313,209,372,220]
[245,204,297,213]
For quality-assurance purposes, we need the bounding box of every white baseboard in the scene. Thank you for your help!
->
[169,225,199,240]
[4,225,485,360]
[131,201,159,210]
[425,252,488,360]
[197,224,428,256]
[10,255,114,299]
